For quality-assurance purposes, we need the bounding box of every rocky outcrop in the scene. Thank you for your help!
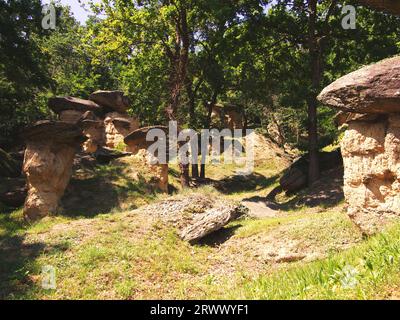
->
[22,121,85,222]
[48,97,102,117]
[137,193,247,243]
[49,91,139,152]
[125,126,169,192]
[80,119,105,153]
[318,57,400,234]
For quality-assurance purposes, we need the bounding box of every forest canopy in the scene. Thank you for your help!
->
[1,0,400,179]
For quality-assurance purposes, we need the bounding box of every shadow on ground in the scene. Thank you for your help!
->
[0,234,43,299]
[243,167,344,212]
[60,162,161,218]
[197,225,242,247]
[214,173,280,195]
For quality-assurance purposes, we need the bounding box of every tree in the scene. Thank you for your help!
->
[0,0,50,147]
[261,0,400,184]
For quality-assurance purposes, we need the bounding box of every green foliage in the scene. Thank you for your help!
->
[1,1,400,150]
[0,0,50,143]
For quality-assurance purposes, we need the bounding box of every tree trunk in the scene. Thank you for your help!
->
[200,163,206,179]
[164,6,191,188]
[180,162,190,187]
[186,78,200,179]
[200,90,219,179]
[192,163,199,179]
[307,0,320,185]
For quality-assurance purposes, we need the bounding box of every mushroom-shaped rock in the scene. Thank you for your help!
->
[22,121,85,222]
[48,97,103,124]
[89,90,130,113]
[124,126,168,154]
[319,56,400,235]
[80,119,105,153]
[103,112,139,149]
[125,126,169,192]
[334,111,382,128]
[318,56,400,114]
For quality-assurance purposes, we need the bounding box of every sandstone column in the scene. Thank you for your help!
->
[89,91,139,149]
[318,56,400,234]
[124,126,169,193]
[22,121,85,222]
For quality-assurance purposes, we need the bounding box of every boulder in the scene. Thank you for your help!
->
[280,167,307,194]
[48,97,102,115]
[89,90,130,113]
[137,194,247,243]
[22,121,85,222]
[318,56,400,114]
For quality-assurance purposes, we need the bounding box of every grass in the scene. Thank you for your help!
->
[233,223,400,300]
[1,143,400,300]
[2,203,399,300]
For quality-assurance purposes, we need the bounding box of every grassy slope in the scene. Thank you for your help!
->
[1,144,400,300]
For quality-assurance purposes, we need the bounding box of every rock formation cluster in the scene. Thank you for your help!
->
[22,121,85,221]
[319,56,400,234]
[10,90,167,222]
[48,91,139,152]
